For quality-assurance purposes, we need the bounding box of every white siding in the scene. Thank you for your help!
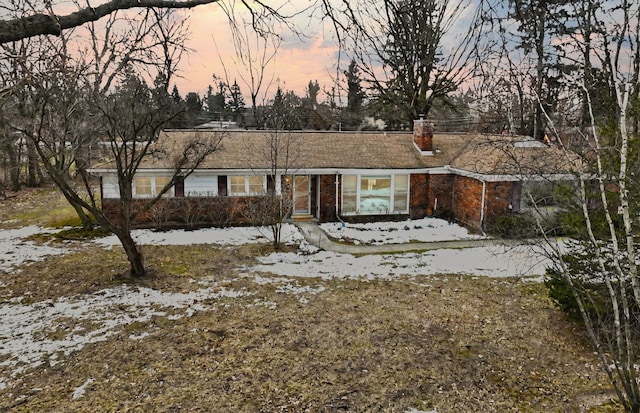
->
[185,174,218,196]
[102,175,120,199]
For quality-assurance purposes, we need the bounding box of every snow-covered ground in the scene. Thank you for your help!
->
[93,217,549,280]
[93,224,305,248]
[0,218,553,393]
[0,283,249,389]
[0,226,69,274]
[255,243,548,280]
[320,218,484,244]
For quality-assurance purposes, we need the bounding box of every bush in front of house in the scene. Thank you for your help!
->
[490,214,539,239]
[544,244,639,326]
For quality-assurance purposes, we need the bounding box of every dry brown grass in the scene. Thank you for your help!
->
[0,188,619,412]
[0,185,79,228]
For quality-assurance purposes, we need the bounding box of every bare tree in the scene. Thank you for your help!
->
[323,0,484,125]
[0,0,292,44]
[0,27,49,189]
[4,53,98,228]
[86,75,223,276]
[0,117,21,192]
[244,103,306,249]
[518,1,640,409]
[0,7,191,229]
[1,20,222,276]
[212,15,281,127]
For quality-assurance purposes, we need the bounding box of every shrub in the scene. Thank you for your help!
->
[432,207,455,222]
[544,249,628,325]
[544,268,586,321]
[490,214,538,239]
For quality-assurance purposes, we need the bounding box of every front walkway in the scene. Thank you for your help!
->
[295,221,517,255]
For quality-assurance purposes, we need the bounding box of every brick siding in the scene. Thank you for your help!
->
[427,174,455,217]
[409,174,428,218]
[450,176,518,231]
[102,172,520,232]
[453,175,483,230]
[318,174,337,222]
[484,181,518,226]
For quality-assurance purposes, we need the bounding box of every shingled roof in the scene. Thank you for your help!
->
[134,129,468,171]
[97,129,577,176]
[448,135,580,176]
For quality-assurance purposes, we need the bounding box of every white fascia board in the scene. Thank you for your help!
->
[86,168,111,175]
[87,168,178,176]
[92,166,577,182]
[313,168,431,175]
[89,168,276,176]
[426,167,451,175]
[216,169,274,175]
[442,166,576,182]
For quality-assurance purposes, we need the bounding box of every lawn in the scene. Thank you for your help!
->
[0,187,617,412]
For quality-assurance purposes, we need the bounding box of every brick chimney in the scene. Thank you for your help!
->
[413,117,433,155]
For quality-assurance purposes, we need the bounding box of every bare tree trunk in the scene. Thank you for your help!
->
[533,6,546,140]
[67,195,94,229]
[25,138,40,187]
[117,230,146,277]
[3,141,21,191]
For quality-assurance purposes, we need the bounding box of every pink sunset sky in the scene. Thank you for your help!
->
[173,3,342,104]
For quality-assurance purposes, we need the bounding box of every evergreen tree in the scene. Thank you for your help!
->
[171,84,182,104]
[184,92,203,127]
[306,80,320,108]
[345,60,365,114]
[342,60,366,130]
[206,75,227,121]
[159,82,186,129]
[228,80,246,125]
[265,87,301,130]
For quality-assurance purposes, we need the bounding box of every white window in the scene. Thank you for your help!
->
[342,175,358,213]
[341,174,409,215]
[393,175,409,212]
[101,175,120,198]
[228,175,266,195]
[185,175,218,197]
[134,176,174,198]
[248,176,265,194]
[134,177,152,197]
[360,176,391,214]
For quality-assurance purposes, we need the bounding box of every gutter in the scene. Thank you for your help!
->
[480,180,487,236]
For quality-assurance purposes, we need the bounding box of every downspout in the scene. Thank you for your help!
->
[335,173,345,227]
[480,180,487,236]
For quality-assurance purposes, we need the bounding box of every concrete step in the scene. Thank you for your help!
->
[292,214,315,221]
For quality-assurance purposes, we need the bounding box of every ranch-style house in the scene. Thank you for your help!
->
[90,118,575,232]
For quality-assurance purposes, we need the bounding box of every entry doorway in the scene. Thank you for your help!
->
[293,175,310,215]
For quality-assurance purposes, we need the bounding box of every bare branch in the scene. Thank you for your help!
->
[0,0,298,44]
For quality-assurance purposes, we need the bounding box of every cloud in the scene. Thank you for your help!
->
[175,5,340,100]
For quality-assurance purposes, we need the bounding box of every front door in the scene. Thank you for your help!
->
[293,175,310,215]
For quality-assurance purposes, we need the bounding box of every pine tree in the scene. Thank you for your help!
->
[345,60,365,114]
[171,84,182,104]
[228,80,246,124]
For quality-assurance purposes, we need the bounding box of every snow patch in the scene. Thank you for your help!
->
[321,217,483,245]
[0,226,68,272]
[129,332,151,340]
[253,244,548,279]
[71,378,94,400]
[93,224,304,247]
[0,284,249,390]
